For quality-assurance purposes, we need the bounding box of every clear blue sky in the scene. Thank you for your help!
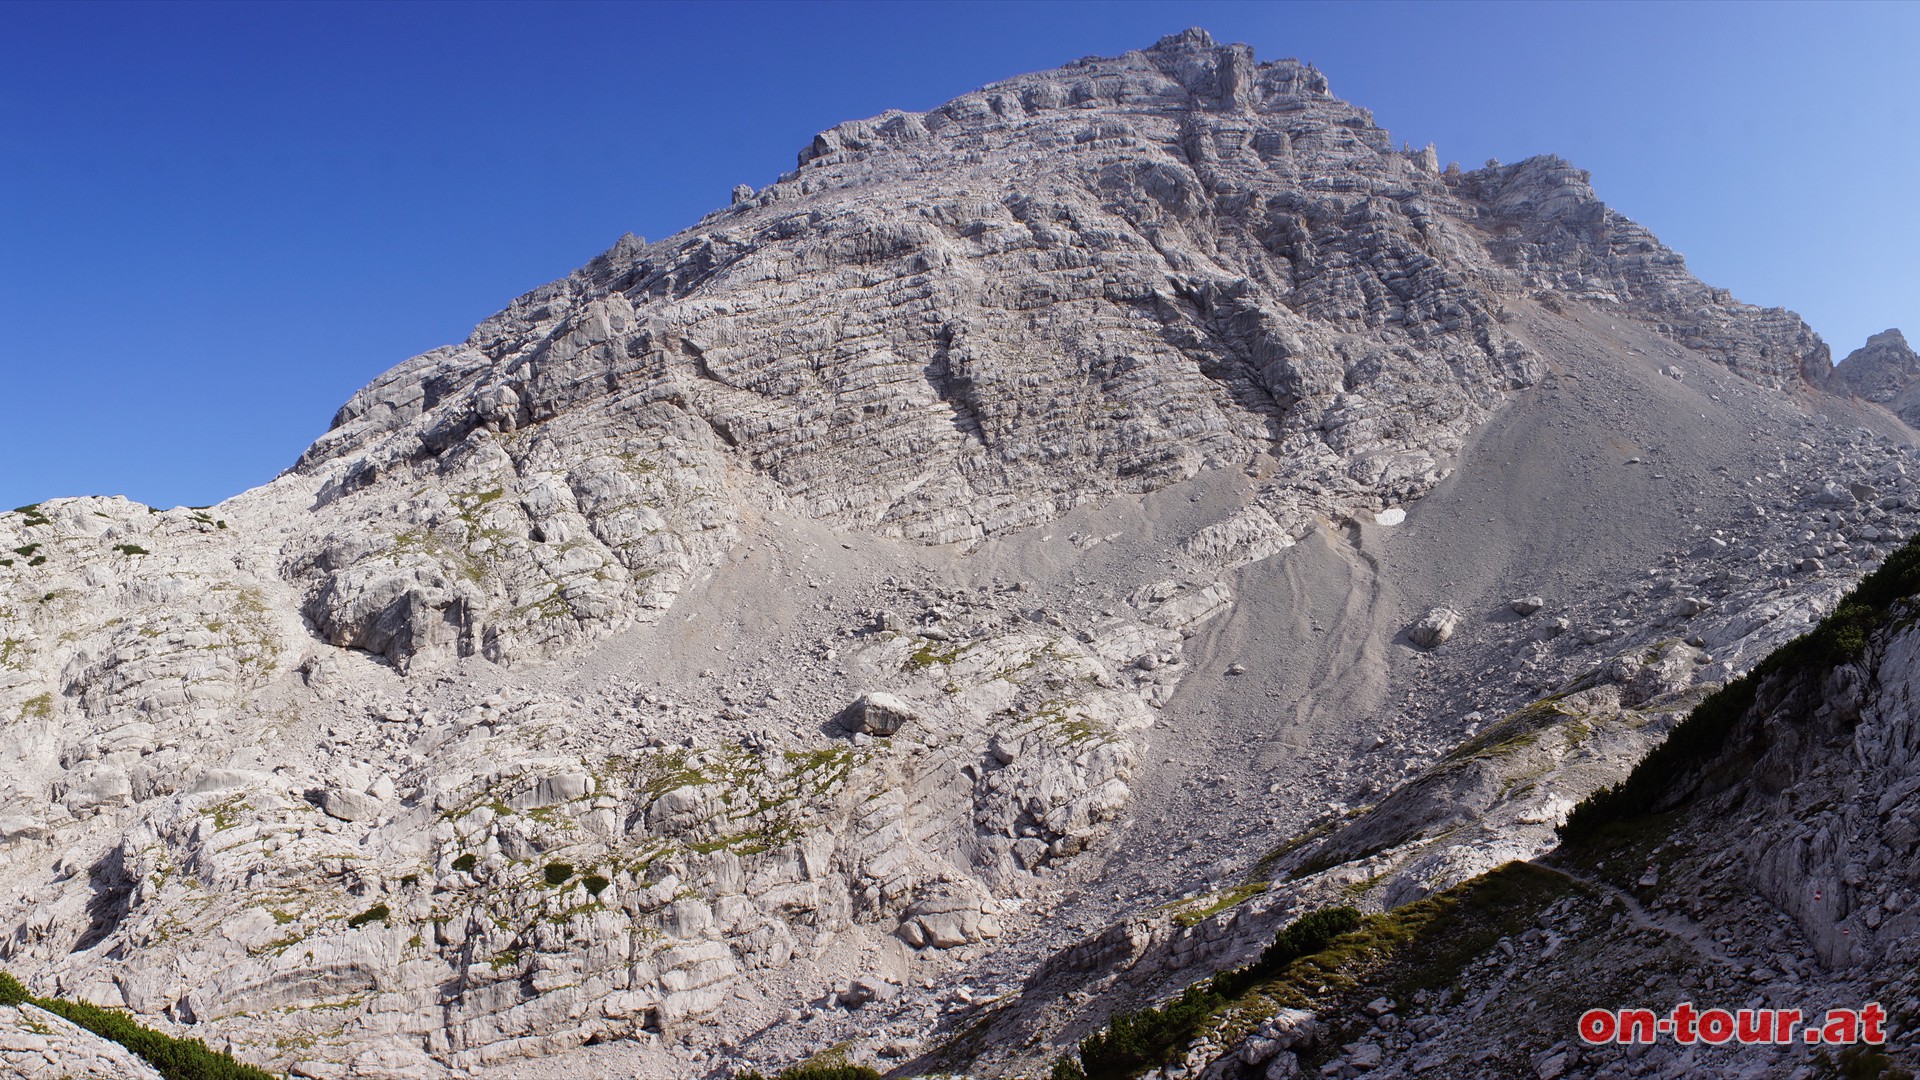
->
[5,1,1917,510]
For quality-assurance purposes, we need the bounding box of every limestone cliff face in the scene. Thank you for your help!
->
[275,28,1828,673]
[1454,156,1832,388]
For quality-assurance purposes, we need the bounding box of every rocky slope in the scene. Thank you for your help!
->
[1128,543,1920,1080]
[0,28,1915,1080]
[1,1000,166,1080]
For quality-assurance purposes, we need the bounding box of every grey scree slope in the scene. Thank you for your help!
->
[2,27,1918,1080]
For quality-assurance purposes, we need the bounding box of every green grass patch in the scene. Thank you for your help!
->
[0,968,278,1079]
[1443,695,1576,763]
[543,861,574,886]
[583,873,609,897]
[736,1038,879,1080]
[202,796,244,832]
[346,904,389,929]
[1168,881,1269,928]
[736,1067,881,1080]
[1251,815,1348,881]
[451,853,478,874]
[114,543,150,556]
[1818,1045,1918,1079]
[904,638,965,670]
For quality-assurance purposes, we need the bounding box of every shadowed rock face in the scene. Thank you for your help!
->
[1,28,1913,1080]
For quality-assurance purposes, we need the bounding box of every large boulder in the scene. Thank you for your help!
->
[320,788,382,823]
[850,692,924,736]
[895,883,1001,949]
[1408,607,1462,648]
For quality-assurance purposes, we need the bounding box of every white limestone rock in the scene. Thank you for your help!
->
[849,692,923,737]
[1408,607,1462,648]
[0,1003,166,1080]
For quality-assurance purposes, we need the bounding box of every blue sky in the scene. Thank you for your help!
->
[4,0,1917,510]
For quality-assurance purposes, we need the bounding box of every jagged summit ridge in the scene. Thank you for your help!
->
[281,29,1829,673]
[1831,327,1920,423]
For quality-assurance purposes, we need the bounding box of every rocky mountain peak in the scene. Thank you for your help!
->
[1154,26,1218,49]
[1831,327,1920,419]
[267,30,1845,674]
[1874,325,1912,349]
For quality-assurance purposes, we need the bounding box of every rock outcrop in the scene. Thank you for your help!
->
[1831,327,1920,424]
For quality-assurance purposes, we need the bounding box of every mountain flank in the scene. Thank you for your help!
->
[1,28,1916,1080]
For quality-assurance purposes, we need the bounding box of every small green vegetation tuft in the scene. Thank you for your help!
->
[734,1066,883,1080]
[203,797,243,832]
[1821,1045,1917,1080]
[1169,881,1270,928]
[583,873,609,897]
[0,967,277,1079]
[20,693,53,721]
[1563,530,1920,845]
[904,638,964,670]
[346,903,390,929]
[114,543,150,556]
[451,853,478,873]
[543,861,574,886]
[12,544,39,557]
